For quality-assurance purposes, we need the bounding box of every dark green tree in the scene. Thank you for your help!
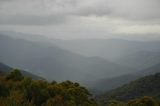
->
[6,69,24,81]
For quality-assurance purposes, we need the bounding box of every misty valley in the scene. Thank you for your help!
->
[0,32,160,106]
[1,0,160,105]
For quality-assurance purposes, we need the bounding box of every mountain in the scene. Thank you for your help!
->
[88,74,138,92]
[98,72,160,105]
[88,63,160,92]
[52,39,160,61]
[0,34,134,82]
[0,30,50,42]
[135,63,160,76]
[2,31,160,69]
[0,62,43,79]
[116,51,160,70]
[0,63,11,75]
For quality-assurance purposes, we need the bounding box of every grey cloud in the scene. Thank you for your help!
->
[106,0,160,20]
[72,0,160,20]
[0,0,11,1]
[0,0,160,26]
[0,0,13,4]
[73,1,111,16]
[45,0,160,20]
[0,14,67,25]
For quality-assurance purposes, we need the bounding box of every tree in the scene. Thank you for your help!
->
[0,70,98,106]
[6,69,24,81]
[127,96,159,106]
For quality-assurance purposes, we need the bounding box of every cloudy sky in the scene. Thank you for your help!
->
[0,0,160,40]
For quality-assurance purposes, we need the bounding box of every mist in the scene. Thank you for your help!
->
[0,0,160,40]
[0,1,160,103]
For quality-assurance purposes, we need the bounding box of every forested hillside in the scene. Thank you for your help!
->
[97,73,160,106]
[0,69,98,106]
[87,63,160,92]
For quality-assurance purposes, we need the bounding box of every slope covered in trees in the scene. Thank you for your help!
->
[87,63,160,92]
[97,73,160,106]
[0,69,98,106]
[107,96,160,106]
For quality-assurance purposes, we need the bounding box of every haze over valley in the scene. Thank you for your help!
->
[0,0,160,106]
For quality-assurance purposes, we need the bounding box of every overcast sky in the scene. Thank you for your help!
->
[0,0,160,40]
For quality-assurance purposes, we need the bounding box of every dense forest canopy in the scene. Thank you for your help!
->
[107,96,160,106]
[97,73,160,106]
[0,69,98,106]
[1,69,160,106]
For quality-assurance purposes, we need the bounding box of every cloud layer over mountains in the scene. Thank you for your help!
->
[0,0,160,39]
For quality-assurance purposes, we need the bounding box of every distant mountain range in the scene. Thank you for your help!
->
[52,39,160,61]
[2,31,160,62]
[97,72,160,105]
[116,51,160,70]
[0,34,134,82]
[1,31,160,93]
[87,63,160,92]
[0,62,43,79]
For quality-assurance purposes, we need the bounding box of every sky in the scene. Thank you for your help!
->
[0,0,160,40]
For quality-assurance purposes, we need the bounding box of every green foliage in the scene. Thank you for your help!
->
[0,81,9,97]
[107,96,160,106]
[6,69,24,81]
[108,100,126,106]
[0,70,98,106]
[98,73,160,106]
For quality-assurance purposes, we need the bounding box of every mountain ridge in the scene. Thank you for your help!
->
[0,62,43,79]
[88,63,160,92]
[0,34,134,82]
